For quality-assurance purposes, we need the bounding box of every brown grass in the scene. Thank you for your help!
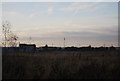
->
[2,50,120,80]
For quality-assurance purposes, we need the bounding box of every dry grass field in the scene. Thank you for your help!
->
[2,50,120,80]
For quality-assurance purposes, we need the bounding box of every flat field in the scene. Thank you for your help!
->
[2,50,120,80]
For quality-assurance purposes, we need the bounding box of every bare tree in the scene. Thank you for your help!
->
[2,21,18,47]
[2,21,10,47]
[7,32,18,47]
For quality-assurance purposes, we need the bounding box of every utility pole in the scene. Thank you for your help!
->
[52,43,53,47]
[29,36,32,44]
[79,44,80,47]
[103,44,106,47]
[64,37,65,47]
[111,44,113,47]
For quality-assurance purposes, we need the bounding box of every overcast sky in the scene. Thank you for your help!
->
[1,2,118,47]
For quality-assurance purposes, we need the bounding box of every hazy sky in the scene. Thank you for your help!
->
[1,2,118,47]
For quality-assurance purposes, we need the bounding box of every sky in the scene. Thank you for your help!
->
[1,0,120,2]
[1,2,118,47]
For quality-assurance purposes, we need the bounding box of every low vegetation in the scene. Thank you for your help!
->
[2,50,120,80]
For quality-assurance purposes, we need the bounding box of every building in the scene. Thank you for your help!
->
[19,44,36,53]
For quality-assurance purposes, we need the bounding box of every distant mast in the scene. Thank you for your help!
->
[64,37,66,48]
